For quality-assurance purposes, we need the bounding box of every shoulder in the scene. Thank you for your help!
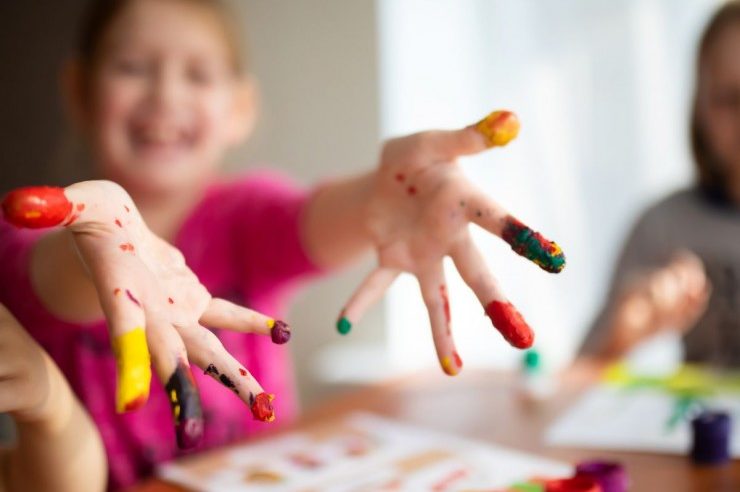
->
[635,188,702,227]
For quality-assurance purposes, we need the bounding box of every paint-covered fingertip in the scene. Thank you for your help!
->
[485,301,535,349]
[251,392,276,422]
[502,216,566,274]
[336,316,352,335]
[176,417,204,449]
[112,327,152,414]
[440,352,463,376]
[474,110,520,147]
[1,186,73,228]
[270,320,291,344]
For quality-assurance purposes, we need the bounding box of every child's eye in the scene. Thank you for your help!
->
[187,66,215,86]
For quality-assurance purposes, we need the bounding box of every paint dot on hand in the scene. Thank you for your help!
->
[115,219,122,228]
[239,368,247,376]
[395,173,406,183]
[407,186,417,196]
[168,297,174,304]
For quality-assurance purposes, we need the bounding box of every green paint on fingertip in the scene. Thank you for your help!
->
[336,317,352,335]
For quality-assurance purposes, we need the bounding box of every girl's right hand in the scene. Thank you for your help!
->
[608,251,711,355]
[1,181,290,448]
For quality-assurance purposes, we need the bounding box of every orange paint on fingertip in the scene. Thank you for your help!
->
[485,300,534,349]
[474,110,520,147]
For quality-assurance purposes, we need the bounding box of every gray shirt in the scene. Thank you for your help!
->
[582,188,740,368]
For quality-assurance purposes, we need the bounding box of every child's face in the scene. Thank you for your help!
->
[698,23,740,184]
[82,0,253,194]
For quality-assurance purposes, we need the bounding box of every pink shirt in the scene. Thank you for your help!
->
[0,172,319,490]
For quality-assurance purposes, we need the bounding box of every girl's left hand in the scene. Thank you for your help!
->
[337,111,566,376]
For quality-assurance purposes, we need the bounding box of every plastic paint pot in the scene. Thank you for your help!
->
[691,410,732,465]
[544,476,601,492]
[575,460,628,492]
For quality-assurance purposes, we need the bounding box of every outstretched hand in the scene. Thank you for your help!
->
[337,111,566,376]
[2,181,290,448]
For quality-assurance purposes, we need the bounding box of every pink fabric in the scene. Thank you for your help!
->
[0,172,319,490]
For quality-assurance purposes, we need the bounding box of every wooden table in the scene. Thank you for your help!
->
[128,363,740,492]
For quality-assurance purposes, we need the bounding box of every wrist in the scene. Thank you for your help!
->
[14,354,73,434]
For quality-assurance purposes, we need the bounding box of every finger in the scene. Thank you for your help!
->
[146,317,203,449]
[426,110,520,160]
[101,284,151,414]
[449,234,534,349]
[336,267,400,335]
[200,298,291,345]
[467,192,565,274]
[180,325,276,423]
[417,263,463,376]
[1,181,134,229]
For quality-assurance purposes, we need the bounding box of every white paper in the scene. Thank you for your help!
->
[546,385,740,456]
[158,413,571,491]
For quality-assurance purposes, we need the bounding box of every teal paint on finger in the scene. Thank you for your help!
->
[337,317,352,335]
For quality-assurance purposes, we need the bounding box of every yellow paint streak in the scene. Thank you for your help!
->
[475,110,520,147]
[24,210,42,219]
[112,327,151,413]
[440,356,458,376]
[266,318,275,329]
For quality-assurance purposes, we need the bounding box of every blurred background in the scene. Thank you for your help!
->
[0,0,723,408]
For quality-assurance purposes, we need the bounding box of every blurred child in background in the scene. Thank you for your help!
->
[582,1,740,368]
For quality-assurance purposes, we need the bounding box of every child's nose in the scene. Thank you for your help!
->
[150,66,185,111]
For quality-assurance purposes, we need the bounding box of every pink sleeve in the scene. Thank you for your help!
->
[197,171,322,307]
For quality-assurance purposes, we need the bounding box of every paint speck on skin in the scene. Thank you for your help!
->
[1,186,73,228]
[270,320,291,344]
[407,186,417,196]
[251,392,276,422]
[168,297,174,304]
[439,285,451,325]
[113,288,121,296]
[485,300,534,349]
[395,173,405,183]
[459,200,466,207]
[119,243,135,253]
[219,374,239,394]
[115,219,122,228]
[204,364,219,376]
[239,368,247,376]
[502,216,565,273]
[475,210,482,218]
[124,205,130,213]
[125,289,141,307]
[76,203,85,212]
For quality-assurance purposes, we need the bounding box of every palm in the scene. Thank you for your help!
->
[338,111,566,376]
[2,181,289,449]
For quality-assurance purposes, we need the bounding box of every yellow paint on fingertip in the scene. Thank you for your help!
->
[475,110,520,147]
[112,327,152,413]
[266,318,276,329]
[440,356,458,376]
[24,210,42,219]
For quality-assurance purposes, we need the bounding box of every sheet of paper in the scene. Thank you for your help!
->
[546,385,740,456]
[158,413,571,491]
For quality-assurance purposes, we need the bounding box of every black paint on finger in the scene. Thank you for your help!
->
[166,361,204,449]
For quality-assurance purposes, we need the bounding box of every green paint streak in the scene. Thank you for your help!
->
[336,317,352,335]
[510,483,544,492]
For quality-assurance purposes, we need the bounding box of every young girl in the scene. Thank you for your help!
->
[581,2,740,367]
[0,0,564,488]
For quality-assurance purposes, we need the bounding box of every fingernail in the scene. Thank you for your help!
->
[502,216,566,273]
[1,186,73,228]
[336,316,352,335]
[166,361,203,449]
[270,320,291,344]
[112,327,151,413]
[485,300,534,349]
[251,392,276,422]
[474,110,520,147]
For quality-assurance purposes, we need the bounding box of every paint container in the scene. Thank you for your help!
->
[690,410,731,465]
[574,460,628,492]
[520,349,556,402]
[544,476,601,492]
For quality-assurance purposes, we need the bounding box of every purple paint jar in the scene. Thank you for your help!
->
[574,460,628,492]
[691,410,732,465]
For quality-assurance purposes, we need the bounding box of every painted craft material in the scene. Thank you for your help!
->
[690,410,732,465]
[574,460,628,492]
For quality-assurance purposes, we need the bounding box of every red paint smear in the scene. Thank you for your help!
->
[395,173,405,182]
[1,186,72,228]
[407,185,417,196]
[76,203,85,212]
[115,219,122,228]
[544,477,600,492]
[125,289,141,307]
[485,300,534,349]
[439,285,451,325]
[168,297,174,304]
[122,393,147,412]
[239,368,247,376]
[119,243,135,253]
[251,392,276,422]
[453,351,462,369]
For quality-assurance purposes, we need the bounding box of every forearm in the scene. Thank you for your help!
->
[585,296,653,361]
[31,230,102,322]
[3,355,107,492]
[302,171,376,269]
